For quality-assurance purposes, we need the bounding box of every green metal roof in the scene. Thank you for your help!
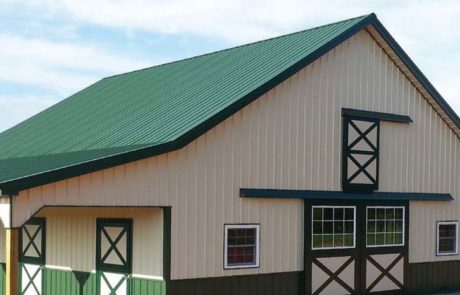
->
[1,13,458,193]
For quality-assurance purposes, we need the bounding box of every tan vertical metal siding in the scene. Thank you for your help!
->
[35,207,163,277]
[11,29,460,278]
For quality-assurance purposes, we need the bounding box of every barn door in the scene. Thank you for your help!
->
[96,219,132,295]
[19,218,46,295]
[362,206,407,294]
[306,202,408,295]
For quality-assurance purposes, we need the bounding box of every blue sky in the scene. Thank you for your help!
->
[1,0,459,132]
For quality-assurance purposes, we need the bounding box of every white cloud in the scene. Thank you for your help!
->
[0,34,158,95]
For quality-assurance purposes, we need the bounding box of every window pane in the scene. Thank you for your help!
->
[313,222,322,234]
[323,222,333,234]
[345,208,354,220]
[312,207,355,249]
[368,208,375,220]
[367,234,376,246]
[367,221,376,233]
[313,235,322,248]
[313,208,322,220]
[334,208,344,220]
[345,221,354,233]
[324,208,333,220]
[334,221,344,233]
[334,234,344,247]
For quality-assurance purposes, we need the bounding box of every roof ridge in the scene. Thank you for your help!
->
[104,13,374,80]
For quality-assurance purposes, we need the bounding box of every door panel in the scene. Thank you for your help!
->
[21,264,42,295]
[312,256,355,295]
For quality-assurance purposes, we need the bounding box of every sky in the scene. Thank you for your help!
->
[0,0,459,132]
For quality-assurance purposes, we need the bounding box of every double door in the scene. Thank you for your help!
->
[306,201,408,295]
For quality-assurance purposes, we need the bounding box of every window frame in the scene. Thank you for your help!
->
[223,224,260,270]
[311,205,356,250]
[366,206,405,248]
[436,221,459,256]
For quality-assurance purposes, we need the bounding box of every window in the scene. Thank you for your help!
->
[367,207,404,247]
[224,224,260,269]
[312,206,355,250]
[437,221,458,256]
[342,116,379,191]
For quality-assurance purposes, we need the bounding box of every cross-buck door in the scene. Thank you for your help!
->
[19,218,46,295]
[306,201,408,295]
[342,116,380,191]
[96,219,132,295]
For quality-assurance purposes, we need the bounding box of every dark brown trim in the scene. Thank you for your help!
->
[342,108,412,123]
[240,189,453,201]
[409,260,460,294]
[167,271,303,295]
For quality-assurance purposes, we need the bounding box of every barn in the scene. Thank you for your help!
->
[0,13,459,295]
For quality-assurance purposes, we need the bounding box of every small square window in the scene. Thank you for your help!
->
[437,221,459,256]
[224,224,260,269]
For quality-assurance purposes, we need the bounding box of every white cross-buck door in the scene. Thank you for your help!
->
[20,218,46,295]
[96,219,132,295]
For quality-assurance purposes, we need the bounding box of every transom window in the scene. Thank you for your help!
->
[312,206,356,250]
[224,224,260,269]
[366,207,404,247]
[437,221,458,256]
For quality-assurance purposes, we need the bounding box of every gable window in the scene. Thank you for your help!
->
[312,206,356,250]
[342,116,379,191]
[367,207,404,247]
[437,221,459,256]
[224,224,260,269]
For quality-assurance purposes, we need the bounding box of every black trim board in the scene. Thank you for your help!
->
[167,271,302,295]
[240,188,453,201]
[2,13,460,194]
[409,260,460,294]
[342,108,412,123]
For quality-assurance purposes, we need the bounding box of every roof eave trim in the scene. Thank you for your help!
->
[240,188,454,201]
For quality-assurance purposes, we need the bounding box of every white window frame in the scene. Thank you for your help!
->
[224,224,260,269]
[366,206,405,248]
[437,221,459,256]
[311,206,356,250]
